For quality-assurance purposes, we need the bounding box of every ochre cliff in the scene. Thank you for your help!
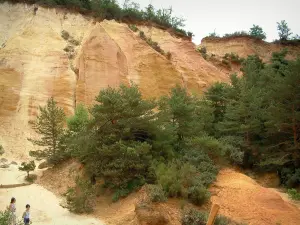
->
[200,36,300,62]
[0,2,228,159]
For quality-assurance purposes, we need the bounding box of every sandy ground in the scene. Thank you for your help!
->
[211,169,300,225]
[0,166,105,225]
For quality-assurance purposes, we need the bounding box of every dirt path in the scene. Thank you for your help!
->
[0,165,105,225]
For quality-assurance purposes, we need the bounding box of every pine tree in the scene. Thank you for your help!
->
[266,58,300,149]
[28,97,66,164]
[80,84,156,188]
[19,161,36,178]
[158,85,200,150]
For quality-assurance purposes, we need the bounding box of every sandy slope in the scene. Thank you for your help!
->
[210,169,300,225]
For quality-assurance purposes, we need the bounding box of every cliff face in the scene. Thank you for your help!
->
[200,36,300,62]
[0,3,229,159]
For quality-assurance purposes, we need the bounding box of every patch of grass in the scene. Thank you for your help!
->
[287,188,300,200]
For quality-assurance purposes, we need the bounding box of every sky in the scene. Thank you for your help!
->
[117,0,300,44]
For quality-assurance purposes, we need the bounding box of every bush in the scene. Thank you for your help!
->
[128,24,138,32]
[69,38,80,46]
[181,208,207,225]
[224,53,244,64]
[147,184,167,202]
[64,45,74,53]
[196,47,207,59]
[182,208,232,225]
[61,30,70,40]
[65,178,95,213]
[215,215,231,225]
[0,145,4,155]
[166,51,172,60]
[187,185,210,205]
[281,168,300,187]
[111,179,144,202]
[223,31,249,38]
[155,160,212,205]
[287,189,300,200]
[139,31,146,40]
[222,59,231,67]
[0,209,23,225]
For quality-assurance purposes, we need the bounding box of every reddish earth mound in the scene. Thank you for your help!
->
[210,169,300,225]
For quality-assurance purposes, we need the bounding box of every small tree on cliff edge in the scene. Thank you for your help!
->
[277,20,292,41]
[249,24,266,40]
[19,161,36,179]
[28,97,66,164]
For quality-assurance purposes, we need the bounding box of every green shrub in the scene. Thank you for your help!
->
[287,189,300,200]
[196,47,207,59]
[0,145,4,155]
[155,160,211,205]
[222,59,231,67]
[215,215,231,225]
[139,31,146,40]
[224,53,244,64]
[0,210,23,225]
[111,178,144,202]
[187,185,210,205]
[223,31,249,38]
[281,168,300,187]
[147,184,167,202]
[65,177,95,213]
[64,45,74,53]
[181,208,207,225]
[128,24,138,32]
[61,30,70,40]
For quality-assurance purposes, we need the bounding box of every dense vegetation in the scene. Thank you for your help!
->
[5,0,193,38]
[29,49,300,212]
